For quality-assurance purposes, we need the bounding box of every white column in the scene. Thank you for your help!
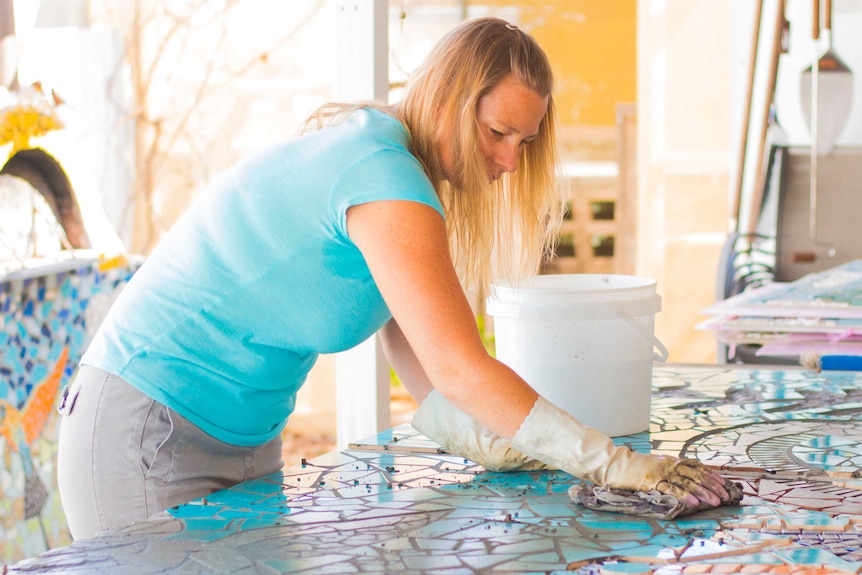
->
[335,0,388,102]
[334,0,391,450]
[0,0,18,90]
[335,335,391,450]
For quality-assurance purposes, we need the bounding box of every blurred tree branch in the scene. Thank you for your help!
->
[90,0,326,253]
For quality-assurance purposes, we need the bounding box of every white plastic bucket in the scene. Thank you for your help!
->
[486,274,667,437]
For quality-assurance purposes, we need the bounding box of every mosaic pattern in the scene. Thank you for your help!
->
[8,364,862,574]
[704,259,862,318]
[0,254,141,563]
[700,260,862,359]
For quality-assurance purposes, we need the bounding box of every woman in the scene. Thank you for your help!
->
[58,17,729,540]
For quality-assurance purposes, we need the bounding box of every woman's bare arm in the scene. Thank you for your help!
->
[346,199,730,507]
[379,318,433,403]
[347,199,537,439]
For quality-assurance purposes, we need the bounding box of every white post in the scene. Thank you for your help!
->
[0,0,19,90]
[335,0,388,102]
[334,0,391,450]
[335,336,391,450]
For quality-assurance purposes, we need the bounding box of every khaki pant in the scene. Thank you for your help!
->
[57,366,284,540]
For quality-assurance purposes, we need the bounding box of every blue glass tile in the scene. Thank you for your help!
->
[493,538,556,554]
[528,503,578,518]
[559,542,612,564]
[672,517,727,532]
[459,553,522,571]
[577,519,653,532]
[597,562,656,573]
[774,546,850,565]
[712,553,786,564]
[493,559,566,572]
[646,533,696,548]
[254,555,358,572]
[400,554,464,570]
[184,515,243,532]
[168,505,223,519]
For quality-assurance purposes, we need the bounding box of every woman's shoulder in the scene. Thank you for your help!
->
[349,107,409,149]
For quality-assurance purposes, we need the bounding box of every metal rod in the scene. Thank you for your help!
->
[808,0,837,257]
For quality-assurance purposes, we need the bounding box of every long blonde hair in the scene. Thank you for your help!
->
[305,17,562,295]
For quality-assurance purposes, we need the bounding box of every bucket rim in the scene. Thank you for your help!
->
[489,274,657,298]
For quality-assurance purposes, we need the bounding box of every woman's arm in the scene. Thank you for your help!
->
[379,318,432,404]
[347,199,537,439]
[380,315,552,471]
[346,199,730,507]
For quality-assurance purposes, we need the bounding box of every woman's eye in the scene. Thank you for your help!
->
[490,128,504,137]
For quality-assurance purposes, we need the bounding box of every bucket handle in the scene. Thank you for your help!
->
[619,308,669,362]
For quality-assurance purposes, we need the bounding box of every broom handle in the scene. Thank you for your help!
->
[812,0,820,40]
[808,0,838,256]
[730,0,763,233]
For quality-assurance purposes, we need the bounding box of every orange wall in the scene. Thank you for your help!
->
[487,0,636,127]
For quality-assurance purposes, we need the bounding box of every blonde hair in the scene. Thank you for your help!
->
[305,17,562,295]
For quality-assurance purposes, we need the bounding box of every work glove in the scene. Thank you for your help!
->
[411,389,551,471]
[511,396,729,507]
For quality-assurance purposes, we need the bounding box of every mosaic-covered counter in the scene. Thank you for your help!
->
[8,364,862,574]
[0,254,141,562]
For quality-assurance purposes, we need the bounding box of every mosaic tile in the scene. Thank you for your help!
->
[8,364,862,573]
[599,562,655,574]
[0,254,142,563]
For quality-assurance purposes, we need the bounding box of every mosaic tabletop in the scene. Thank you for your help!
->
[8,364,862,574]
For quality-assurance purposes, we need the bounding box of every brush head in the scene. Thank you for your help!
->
[799,27,854,155]
[800,57,854,155]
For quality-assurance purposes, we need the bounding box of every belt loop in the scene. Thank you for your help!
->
[58,381,81,416]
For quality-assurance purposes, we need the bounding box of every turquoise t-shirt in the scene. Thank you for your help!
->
[82,109,444,446]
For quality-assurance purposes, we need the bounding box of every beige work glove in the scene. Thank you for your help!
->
[411,390,551,472]
[511,397,729,507]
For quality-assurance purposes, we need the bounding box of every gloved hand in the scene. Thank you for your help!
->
[411,390,551,472]
[511,397,729,507]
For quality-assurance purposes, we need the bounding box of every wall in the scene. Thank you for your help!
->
[508,0,636,161]
[637,1,732,364]
[0,253,140,562]
[637,0,862,365]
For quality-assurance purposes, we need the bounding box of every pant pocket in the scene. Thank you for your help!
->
[139,400,183,482]
[168,413,257,484]
[138,399,283,496]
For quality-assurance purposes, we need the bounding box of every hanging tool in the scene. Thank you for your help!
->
[800,0,854,155]
[800,0,849,257]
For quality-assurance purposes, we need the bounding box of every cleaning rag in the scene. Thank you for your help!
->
[569,479,744,520]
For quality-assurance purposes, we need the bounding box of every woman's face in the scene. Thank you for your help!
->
[440,74,548,184]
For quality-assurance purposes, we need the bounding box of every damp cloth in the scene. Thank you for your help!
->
[568,479,744,520]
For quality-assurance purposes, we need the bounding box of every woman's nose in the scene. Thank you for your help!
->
[497,142,520,174]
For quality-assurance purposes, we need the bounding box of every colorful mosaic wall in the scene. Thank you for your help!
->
[0,254,140,563]
[7,364,862,573]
